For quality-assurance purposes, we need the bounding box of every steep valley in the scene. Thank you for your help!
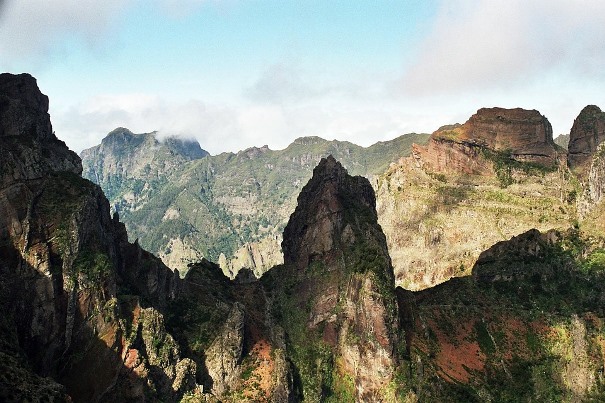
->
[3,73,605,402]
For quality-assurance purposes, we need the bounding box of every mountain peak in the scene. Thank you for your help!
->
[414,106,559,175]
[568,104,605,173]
[272,156,398,400]
[0,73,49,117]
[89,128,208,160]
[107,127,134,136]
[292,135,328,146]
[0,72,81,183]
[162,136,209,159]
[282,154,377,269]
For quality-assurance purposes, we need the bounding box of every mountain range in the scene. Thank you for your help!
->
[2,72,605,402]
[81,107,579,292]
[80,128,430,279]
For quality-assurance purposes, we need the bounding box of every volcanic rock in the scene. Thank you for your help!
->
[414,107,558,175]
[568,105,605,174]
[0,73,81,187]
[0,73,196,401]
[270,155,399,402]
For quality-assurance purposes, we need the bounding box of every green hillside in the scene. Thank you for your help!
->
[81,131,430,276]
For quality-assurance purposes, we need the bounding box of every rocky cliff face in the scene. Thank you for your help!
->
[0,73,81,187]
[587,142,605,209]
[413,107,559,175]
[0,75,404,401]
[8,72,605,402]
[568,105,605,174]
[267,156,400,402]
[561,105,605,219]
[377,107,573,290]
[0,73,210,402]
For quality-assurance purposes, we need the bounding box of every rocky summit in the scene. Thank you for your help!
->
[0,73,81,186]
[271,155,399,401]
[0,73,207,401]
[413,107,560,176]
[377,107,573,290]
[568,105,605,175]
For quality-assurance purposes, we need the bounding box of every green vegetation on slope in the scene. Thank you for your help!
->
[404,228,605,402]
[82,132,430,275]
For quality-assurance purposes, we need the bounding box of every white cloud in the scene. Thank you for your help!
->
[53,93,241,154]
[0,0,136,65]
[51,90,442,156]
[245,63,327,104]
[400,0,605,96]
[245,60,383,106]
[0,0,228,66]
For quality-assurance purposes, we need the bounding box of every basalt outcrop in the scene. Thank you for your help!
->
[267,155,400,402]
[587,142,605,209]
[0,73,81,187]
[413,107,559,175]
[568,105,605,175]
[0,73,217,401]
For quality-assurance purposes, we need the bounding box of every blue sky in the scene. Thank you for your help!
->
[1,0,604,154]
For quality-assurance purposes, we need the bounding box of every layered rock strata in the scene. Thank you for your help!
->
[413,107,559,175]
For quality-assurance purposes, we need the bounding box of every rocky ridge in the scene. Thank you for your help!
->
[0,73,81,186]
[6,72,605,402]
[81,130,430,278]
[0,73,405,401]
[568,105,605,174]
[412,107,560,175]
[396,225,605,401]
[0,73,240,402]
[81,127,208,203]
[376,107,574,290]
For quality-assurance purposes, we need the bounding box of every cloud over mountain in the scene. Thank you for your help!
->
[401,0,605,96]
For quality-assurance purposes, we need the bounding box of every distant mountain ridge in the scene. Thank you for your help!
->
[554,133,570,149]
[81,105,603,291]
[81,129,430,277]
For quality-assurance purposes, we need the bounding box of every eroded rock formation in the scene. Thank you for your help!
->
[413,107,559,175]
[568,105,605,174]
[268,155,400,402]
[377,107,572,290]
[0,73,197,401]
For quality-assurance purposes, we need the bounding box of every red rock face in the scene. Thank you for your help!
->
[278,155,399,401]
[464,107,556,160]
[414,107,559,174]
[568,105,605,174]
[412,139,493,175]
